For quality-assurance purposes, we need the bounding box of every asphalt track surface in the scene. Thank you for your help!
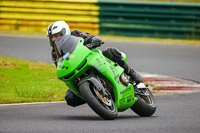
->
[1,93,200,133]
[0,35,200,133]
[0,35,200,82]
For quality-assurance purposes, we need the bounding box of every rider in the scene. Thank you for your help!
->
[46,20,142,107]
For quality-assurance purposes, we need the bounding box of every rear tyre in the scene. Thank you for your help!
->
[79,81,118,120]
[131,88,156,116]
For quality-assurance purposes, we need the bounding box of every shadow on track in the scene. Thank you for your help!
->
[41,114,158,121]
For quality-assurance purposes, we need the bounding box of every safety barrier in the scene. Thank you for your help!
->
[99,1,200,39]
[0,0,99,35]
[0,0,200,39]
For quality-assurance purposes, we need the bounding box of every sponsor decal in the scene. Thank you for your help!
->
[127,99,131,103]
[119,98,126,104]
[109,66,119,81]
[57,65,69,70]
[71,54,75,58]
[63,52,70,60]
[120,86,132,95]
[93,64,103,72]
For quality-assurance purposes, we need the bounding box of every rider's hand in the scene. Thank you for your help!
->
[90,36,104,48]
[80,32,88,38]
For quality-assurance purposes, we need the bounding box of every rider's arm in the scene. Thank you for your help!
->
[51,48,57,67]
[71,30,103,49]
[71,30,93,45]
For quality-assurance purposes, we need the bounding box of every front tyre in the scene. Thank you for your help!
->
[131,88,156,117]
[79,81,118,120]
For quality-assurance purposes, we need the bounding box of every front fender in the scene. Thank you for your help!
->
[78,76,104,92]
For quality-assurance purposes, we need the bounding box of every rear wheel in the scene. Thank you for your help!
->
[131,88,156,116]
[79,81,118,120]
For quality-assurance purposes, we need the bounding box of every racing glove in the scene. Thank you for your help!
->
[71,30,103,49]
[87,36,104,49]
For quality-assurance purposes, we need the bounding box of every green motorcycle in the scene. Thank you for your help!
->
[56,38,156,120]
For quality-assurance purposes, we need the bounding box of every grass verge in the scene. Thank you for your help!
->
[0,56,67,104]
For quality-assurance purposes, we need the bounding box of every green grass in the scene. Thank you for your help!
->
[0,56,67,104]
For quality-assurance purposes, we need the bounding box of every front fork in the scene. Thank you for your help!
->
[77,72,111,98]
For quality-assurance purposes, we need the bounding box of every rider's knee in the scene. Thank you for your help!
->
[102,48,122,62]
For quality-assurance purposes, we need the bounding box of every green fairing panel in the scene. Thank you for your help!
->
[56,38,137,111]
[57,38,90,79]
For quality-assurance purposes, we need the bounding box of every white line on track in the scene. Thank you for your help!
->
[0,101,65,107]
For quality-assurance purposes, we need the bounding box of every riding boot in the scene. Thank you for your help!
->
[122,61,142,84]
[65,89,86,107]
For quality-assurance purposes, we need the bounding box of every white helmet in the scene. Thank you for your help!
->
[46,20,70,46]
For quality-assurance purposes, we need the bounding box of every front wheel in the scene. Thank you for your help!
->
[79,81,118,120]
[131,88,156,117]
